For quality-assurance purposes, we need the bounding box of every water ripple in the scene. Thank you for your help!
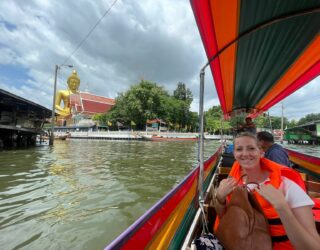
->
[0,140,220,249]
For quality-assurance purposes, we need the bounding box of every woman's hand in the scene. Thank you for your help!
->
[256,184,320,249]
[255,184,287,210]
[216,177,237,202]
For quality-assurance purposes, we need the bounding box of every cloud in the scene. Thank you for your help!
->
[0,47,18,64]
[0,0,319,121]
[268,77,320,121]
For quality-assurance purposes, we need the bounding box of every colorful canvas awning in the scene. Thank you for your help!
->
[191,0,320,117]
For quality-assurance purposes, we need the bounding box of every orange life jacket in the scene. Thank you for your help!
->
[227,158,294,249]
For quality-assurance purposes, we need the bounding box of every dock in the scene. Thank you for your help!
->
[0,89,51,149]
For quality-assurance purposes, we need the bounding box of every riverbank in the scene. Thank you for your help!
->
[53,131,233,141]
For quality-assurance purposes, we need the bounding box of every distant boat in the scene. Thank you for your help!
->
[55,134,69,140]
[36,135,49,145]
[141,133,198,142]
[204,134,233,140]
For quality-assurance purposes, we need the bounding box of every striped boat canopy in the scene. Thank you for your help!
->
[191,0,320,118]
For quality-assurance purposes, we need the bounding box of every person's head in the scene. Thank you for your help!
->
[233,132,262,170]
[67,70,80,93]
[245,117,253,124]
[257,131,274,152]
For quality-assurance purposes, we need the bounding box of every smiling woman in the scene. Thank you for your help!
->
[215,132,320,249]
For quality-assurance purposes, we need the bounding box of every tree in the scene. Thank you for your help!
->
[205,106,231,134]
[92,113,107,125]
[97,80,197,131]
[297,113,320,125]
[173,82,193,129]
[173,82,193,104]
[287,119,297,128]
[108,80,169,130]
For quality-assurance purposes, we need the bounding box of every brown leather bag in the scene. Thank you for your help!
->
[215,185,272,250]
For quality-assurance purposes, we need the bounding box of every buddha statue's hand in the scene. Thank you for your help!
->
[55,105,71,117]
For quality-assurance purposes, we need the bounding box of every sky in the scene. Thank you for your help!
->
[0,0,319,121]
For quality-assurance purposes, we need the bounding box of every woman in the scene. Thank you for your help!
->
[215,132,320,249]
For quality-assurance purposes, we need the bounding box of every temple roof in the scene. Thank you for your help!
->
[70,92,115,116]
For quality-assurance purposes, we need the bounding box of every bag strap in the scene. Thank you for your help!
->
[236,174,260,192]
[244,181,260,192]
[199,199,210,234]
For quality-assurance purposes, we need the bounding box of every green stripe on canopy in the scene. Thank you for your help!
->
[234,0,320,110]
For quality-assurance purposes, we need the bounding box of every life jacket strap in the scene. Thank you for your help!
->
[268,218,282,225]
[271,235,289,243]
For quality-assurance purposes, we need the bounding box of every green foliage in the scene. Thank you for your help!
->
[255,114,290,129]
[97,80,320,132]
[297,113,320,125]
[287,119,297,128]
[173,82,193,104]
[229,114,245,130]
[99,80,196,131]
[204,106,231,134]
[92,114,107,125]
[253,115,268,128]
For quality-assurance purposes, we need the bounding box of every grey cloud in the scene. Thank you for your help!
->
[0,0,318,120]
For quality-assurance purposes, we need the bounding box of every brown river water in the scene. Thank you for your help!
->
[0,140,221,250]
[0,140,318,249]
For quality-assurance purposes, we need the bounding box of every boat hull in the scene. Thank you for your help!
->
[148,136,198,142]
[105,147,222,249]
[105,147,320,249]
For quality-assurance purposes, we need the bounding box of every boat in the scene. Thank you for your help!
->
[55,134,69,140]
[36,135,49,145]
[204,133,233,140]
[141,133,198,142]
[105,1,320,249]
[145,135,198,142]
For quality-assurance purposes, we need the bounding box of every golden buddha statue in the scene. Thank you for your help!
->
[55,70,80,118]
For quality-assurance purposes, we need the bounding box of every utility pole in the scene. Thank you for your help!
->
[49,64,73,146]
[49,65,59,146]
[281,102,284,144]
[268,112,273,131]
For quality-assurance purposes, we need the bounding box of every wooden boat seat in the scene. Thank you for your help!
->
[219,166,231,174]
[221,152,235,168]
[305,181,320,196]
[313,209,320,233]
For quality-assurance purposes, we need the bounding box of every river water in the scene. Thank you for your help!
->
[0,140,221,250]
[1,140,319,250]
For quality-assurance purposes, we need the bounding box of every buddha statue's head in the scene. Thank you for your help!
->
[67,70,80,93]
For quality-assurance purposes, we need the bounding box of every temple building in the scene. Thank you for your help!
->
[70,92,115,116]
[69,92,115,126]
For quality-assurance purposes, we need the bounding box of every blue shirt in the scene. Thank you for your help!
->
[264,143,290,167]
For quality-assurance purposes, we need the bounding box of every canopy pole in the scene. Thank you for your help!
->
[198,67,205,201]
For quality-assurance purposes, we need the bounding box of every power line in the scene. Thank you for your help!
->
[42,0,119,92]
[61,0,119,65]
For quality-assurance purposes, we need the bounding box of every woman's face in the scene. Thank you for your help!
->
[234,136,262,170]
